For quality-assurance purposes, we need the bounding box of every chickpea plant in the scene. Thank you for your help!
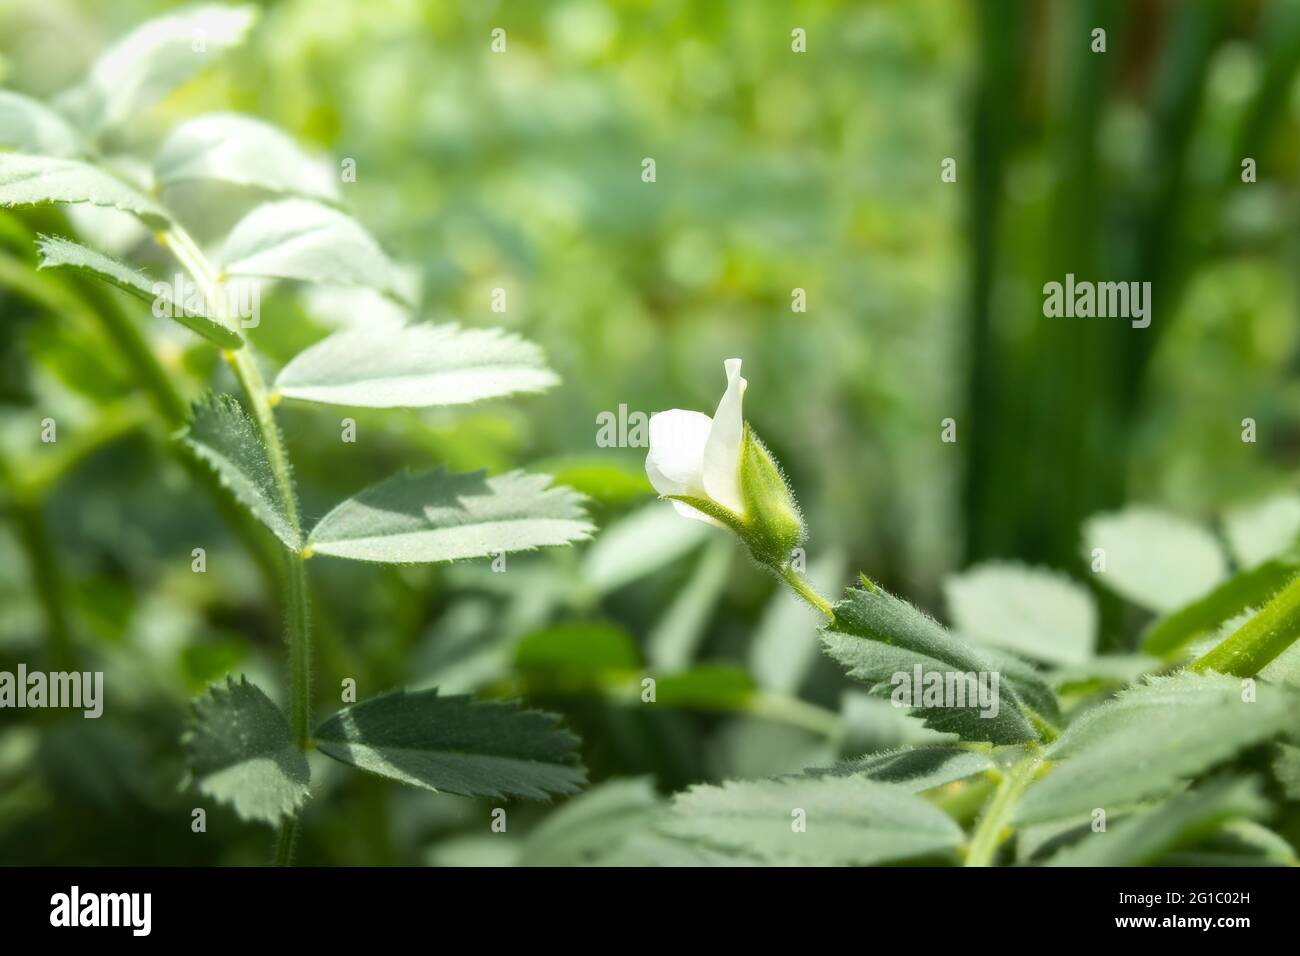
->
[0,5,591,864]
[5,5,1300,869]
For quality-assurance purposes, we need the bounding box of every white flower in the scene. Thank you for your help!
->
[645,358,747,527]
[645,358,804,568]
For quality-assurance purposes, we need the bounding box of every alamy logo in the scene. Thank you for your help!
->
[50,886,151,936]
[1042,273,1151,328]
[890,665,1000,719]
[0,665,103,718]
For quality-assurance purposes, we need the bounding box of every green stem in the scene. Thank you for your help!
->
[162,225,313,861]
[965,749,1043,867]
[747,692,844,741]
[272,816,299,867]
[1190,572,1300,677]
[779,565,835,621]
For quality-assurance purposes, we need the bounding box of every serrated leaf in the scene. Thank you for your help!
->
[0,90,85,158]
[313,688,586,800]
[184,676,308,825]
[822,585,1041,745]
[306,468,591,564]
[154,112,340,202]
[1083,508,1227,613]
[36,234,242,348]
[55,5,257,135]
[944,562,1095,665]
[217,199,411,303]
[657,776,964,866]
[179,393,299,550]
[0,153,170,228]
[1015,672,1294,824]
[1043,776,1267,867]
[273,324,557,408]
[802,745,994,792]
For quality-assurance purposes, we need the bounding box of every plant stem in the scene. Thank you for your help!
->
[162,225,313,861]
[747,692,844,741]
[1191,572,1300,677]
[965,749,1043,867]
[779,565,835,621]
[272,816,299,867]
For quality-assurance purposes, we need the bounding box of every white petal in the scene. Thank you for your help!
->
[645,409,712,498]
[702,358,746,513]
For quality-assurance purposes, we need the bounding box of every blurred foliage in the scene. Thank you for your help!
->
[2,0,1300,865]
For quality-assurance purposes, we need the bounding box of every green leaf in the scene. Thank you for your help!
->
[1161,820,1298,867]
[36,234,243,348]
[217,199,411,303]
[273,324,557,408]
[1223,493,1300,568]
[313,688,586,800]
[821,584,1041,745]
[154,112,340,202]
[802,745,994,792]
[580,501,709,594]
[513,622,641,680]
[1043,776,1268,867]
[1083,508,1227,613]
[647,536,732,670]
[1272,742,1300,800]
[654,665,755,710]
[183,676,309,825]
[0,91,85,158]
[944,562,1095,665]
[1016,672,1294,824]
[530,454,653,506]
[179,393,300,550]
[306,468,591,564]
[517,777,661,866]
[1142,559,1299,657]
[0,154,170,228]
[657,776,964,866]
[54,5,258,135]
[1050,653,1159,693]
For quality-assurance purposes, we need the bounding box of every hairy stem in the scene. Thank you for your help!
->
[965,749,1043,867]
[1190,572,1300,677]
[162,225,313,862]
[779,565,835,621]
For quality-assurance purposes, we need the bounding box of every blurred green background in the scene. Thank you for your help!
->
[1,0,1299,864]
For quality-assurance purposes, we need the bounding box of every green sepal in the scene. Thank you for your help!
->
[738,425,804,566]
